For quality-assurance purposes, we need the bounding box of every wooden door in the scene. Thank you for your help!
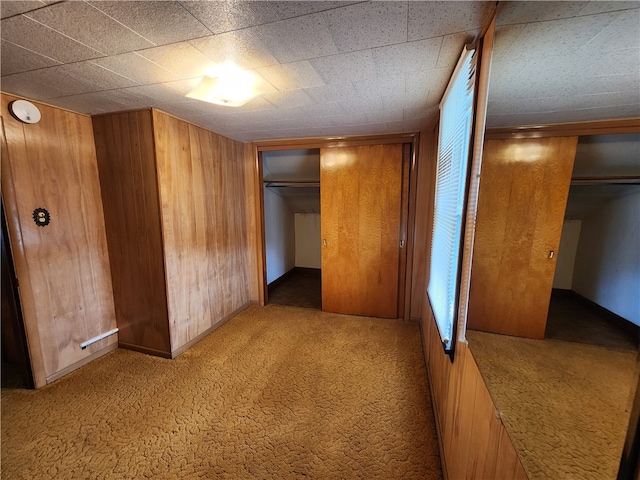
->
[467,136,578,339]
[321,144,403,318]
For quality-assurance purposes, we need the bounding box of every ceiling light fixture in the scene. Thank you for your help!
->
[186,63,258,107]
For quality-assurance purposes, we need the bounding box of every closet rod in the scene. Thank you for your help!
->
[264,181,320,188]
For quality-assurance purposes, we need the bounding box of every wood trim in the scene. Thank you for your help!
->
[169,302,251,358]
[257,150,268,306]
[45,342,117,384]
[403,135,420,321]
[92,107,152,118]
[397,143,411,320]
[244,142,262,304]
[457,16,495,342]
[295,267,321,275]
[256,132,417,151]
[486,117,640,139]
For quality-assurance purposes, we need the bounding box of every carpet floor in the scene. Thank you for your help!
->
[467,329,637,480]
[1,305,441,480]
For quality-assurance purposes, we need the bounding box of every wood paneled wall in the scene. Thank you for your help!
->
[1,93,117,388]
[92,110,171,356]
[152,110,251,353]
[421,302,528,479]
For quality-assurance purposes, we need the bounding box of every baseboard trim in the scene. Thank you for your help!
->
[170,302,251,358]
[295,267,321,275]
[553,288,639,338]
[119,342,172,359]
[267,267,296,294]
[46,342,118,384]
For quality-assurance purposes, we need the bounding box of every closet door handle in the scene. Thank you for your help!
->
[323,239,327,246]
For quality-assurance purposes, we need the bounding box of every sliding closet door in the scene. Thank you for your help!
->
[321,144,403,318]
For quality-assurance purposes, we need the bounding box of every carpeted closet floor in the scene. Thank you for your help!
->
[1,305,442,480]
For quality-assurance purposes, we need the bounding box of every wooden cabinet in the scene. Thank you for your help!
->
[320,144,405,319]
[467,136,578,339]
[1,94,117,388]
[93,109,252,358]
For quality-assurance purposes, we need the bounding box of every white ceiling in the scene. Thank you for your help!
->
[0,0,494,142]
[487,1,640,127]
[1,1,638,142]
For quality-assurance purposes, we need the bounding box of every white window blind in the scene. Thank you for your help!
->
[427,45,477,353]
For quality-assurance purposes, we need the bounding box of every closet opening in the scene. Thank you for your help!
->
[547,133,640,350]
[262,149,321,310]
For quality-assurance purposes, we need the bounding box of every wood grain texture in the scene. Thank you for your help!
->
[92,110,171,355]
[1,93,117,387]
[410,129,437,320]
[257,133,417,151]
[320,144,403,319]
[421,301,528,479]
[243,142,263,305]
[485,117,640,139]
[467,136,578,339]
[397,143,411,320]
[152,109,251,353]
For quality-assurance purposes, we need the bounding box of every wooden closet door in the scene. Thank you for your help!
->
[321,144,403,318]
[467,136,578,339]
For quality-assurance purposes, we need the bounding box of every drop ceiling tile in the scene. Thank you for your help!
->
[492,24,527,61]
[256,61,325,91]
[120,83,193,108]
[323,2,408,53]
[190,30,279,70]
[263,89,314,108]
[406,68,450,103]
[1,69,76,100]
[180,1,280,34]
[583,47,640,77]
[298,102,345,118]
[268,1,360,19]
[352,73,406,99]
[48,89,152,115]
[51,62,139,91]
[0,15,103,63]
[496,2,586,26]
[514,13,619,60]
[304,82,357,104]
[436,31,478,69]
[91,52,179,84]
[309,50,376,84]
[404,104,437,120]
[251,13,338,63]
[408,1,494,41]
[580,8,640,55]
[25,2,154,56]
[338,98,384,114]
[372,37,442,76]
[1,39,59,75]
[365,109,404,123]
[137,43,213,79]
[89,1,211,46]
[577,1,640,16]
[1,1,46,19]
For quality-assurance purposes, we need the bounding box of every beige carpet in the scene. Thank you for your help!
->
[467,329,638,480]
[2,305,441,480]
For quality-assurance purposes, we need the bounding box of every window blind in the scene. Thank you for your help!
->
[427,45,477,353]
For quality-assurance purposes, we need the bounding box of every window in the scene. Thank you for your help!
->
[427,45,477,354]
